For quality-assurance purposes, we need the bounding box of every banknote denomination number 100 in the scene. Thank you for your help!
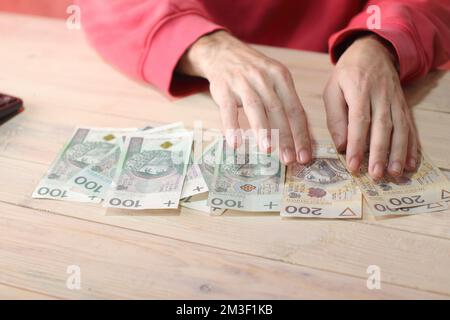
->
[36,187,68,199]
[210,198,244,209]
[108,198,142,208]
[74,176,103,193]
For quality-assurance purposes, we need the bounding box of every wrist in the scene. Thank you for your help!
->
[177,30,230,78]
[353,34,399,71]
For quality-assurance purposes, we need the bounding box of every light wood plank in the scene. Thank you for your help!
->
[0,283,56,300]
[0,156,449,295]
[2,202,442,299]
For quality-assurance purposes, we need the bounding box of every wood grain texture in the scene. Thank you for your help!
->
[0,156,449,295]
[0,13,449,299]
[0,283,56,300]
[0,202,446,299]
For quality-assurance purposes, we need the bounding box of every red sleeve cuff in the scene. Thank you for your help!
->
[141,13,225,97]
[329,22,424,83]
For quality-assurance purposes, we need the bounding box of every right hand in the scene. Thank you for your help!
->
[177,31,312,165]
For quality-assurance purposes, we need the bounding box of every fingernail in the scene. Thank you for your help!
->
[261,136,271,152]
[282,147,296,164]
[372,162,384,179]
[408,158,416,170]
[348,157,360,173]
[389,161,403,176]
[298,148,311,164]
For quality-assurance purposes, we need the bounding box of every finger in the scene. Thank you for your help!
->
[271,64,312,164]
[405,111,419,171]
[251,71,296,164]
[234,79,270,151]
[323,77,348,152]
[340,79,371,173]
[368,97,393,180]
[387,97,409,177]
[210,83,241,148]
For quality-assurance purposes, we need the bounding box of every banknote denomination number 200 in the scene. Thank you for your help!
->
[388,195,424,206]
[284,206,322,215]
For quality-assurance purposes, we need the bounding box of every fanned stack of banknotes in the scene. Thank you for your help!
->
[32,122,450,219]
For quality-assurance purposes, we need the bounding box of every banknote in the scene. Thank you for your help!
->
[180,156,208,199]
[180,138,219,199]
[32,127,137,202]
[208,138,285,212]
[67,122,186,201]
[181,193,226,216]
[281,143,362,219]
[312,140,339,159]
[180,139,226,216]
[104,131,193,209]
[348,151,449,215]
[180,139,224,214]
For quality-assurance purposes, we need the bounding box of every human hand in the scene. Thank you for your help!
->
[177,31,312,165]
[323,34,419,179]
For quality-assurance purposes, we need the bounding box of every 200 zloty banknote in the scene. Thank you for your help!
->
[281,142,362,219]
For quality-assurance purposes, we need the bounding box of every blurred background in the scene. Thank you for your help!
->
[0,0,71,18]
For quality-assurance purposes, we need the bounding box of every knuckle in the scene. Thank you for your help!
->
[285,105,301,118]
[395,119,409,133]
[265,102,283,113]
[352,111,371,125]
[247,66,266,83]
[270,61,290,79]
[327,117,346,131]
[376,114,393,130]
[244,97,262,110]
[220,101,237,111]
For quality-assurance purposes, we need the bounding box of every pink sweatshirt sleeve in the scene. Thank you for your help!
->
[329,0,450,83]
[76,0,224,97]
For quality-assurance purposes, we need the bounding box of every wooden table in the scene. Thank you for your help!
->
[0,13,449,300]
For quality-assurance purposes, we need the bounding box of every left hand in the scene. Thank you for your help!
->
[323,34,419,180]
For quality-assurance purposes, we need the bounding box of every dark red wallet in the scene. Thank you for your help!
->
[0,93,23,120]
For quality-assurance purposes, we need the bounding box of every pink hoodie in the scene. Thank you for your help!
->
[76,0,450,97]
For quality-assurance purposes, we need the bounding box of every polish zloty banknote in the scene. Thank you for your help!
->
[67,122,187,201]
[281,143,362,219]
[104,131,193,209]
[180,139,225,215]
[143,122,209,199]
[181,193,225,216]
[208,138,285,212]
[32,127,137,202]
[66,138,125,202]
[312,140,339,159]
[348,151,449,215]
[180,156,208,199]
